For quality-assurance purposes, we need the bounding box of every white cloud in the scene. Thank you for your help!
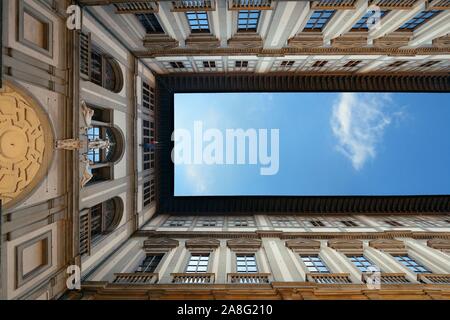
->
[330,93,400,170]
[185,165,207,193]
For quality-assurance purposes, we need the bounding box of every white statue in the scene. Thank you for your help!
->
[55,139,82,150]
[88,138,111,150]
[80,154,93,188]
[81,101,94,131]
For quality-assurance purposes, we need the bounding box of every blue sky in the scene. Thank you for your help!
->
[174,92,450,196]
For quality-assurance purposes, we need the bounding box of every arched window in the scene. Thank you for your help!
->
[90,48,124,93]
[79,197,124,256]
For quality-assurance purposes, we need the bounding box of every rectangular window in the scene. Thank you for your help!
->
[394,255,430,273]
[385,220,404,227]
[420,61,440,68]
[135,13,164,33]
[236,255,258,273]
[269,216,301,227]
[280,60,295,67]
[170,61,185,69]
[136,254,163,273]
[163,216,194,227]
[304,10,335,31]
[228,216,256,227]
[309,220,325,227]
[238,10,261,32]
[87,127,101,163]
[143,178,155,207]
[186,11,210,33]
[340,220,359,227]
[398,10,442,31]
[348,255,377,272]
[142,81,155,112]
[388,61,408,67]
[343,60,361,68]
[203,61,216,68]
[142,119,154,171]
[312,60,328,68]
[352,10,389,30]
[90,50,103,86]
[186,254,210,273]
[301,255,330,273]
[196,216,224,227]
[235,60,249,68]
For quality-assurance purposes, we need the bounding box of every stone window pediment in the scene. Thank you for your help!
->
[144,238,179,250]
[328,239,363,250]
[227,238,262,250]
[369,239,405,251]
[285,238,321,251]
[185,238,220,249]
[427,238,450,250]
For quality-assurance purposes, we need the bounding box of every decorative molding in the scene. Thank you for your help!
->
[143,34,179,50]
[369,238,405,250]
[143,237,179,249]
[331,34,368,49]
[0,82,54,210]
[327,239,363,250]
[312,0,357,9]
[427,238,450,250]
[227,33,263,49]
[227,238,262,249]
[185,34,220,49]
[288,33,324,49]
[185,238,220,249]
[373,32,412,49]
[433,35,450,48]
[285,238,321,250]
[133,45,450,58]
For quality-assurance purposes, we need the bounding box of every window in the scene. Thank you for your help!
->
[312,60,327,68]
[236,255,258,273]
[398,10,442,31]
[388,61,408,67]
[269,216,301,227]
[301,255,330,273]
[79,198,123,256]
[304,10,335,31]
[348,255,377,272]
[352,10,389,30]
[385,220,404,227]
[90,47,123,93]
[143,179,155,207]
[135,13,164,33]
[170,61,185,69]
[136,254,163,273]
[340,220,359,227]
[196,216,224,227]
[163,216,194,227]
[142,81,155,112]
[235,60,248,68]
[394,255,430,273]
[420,61,440,68]
[280,60,295,67]
[203,61,216,68]
[87,126,117,164]
[238,10,261,32]
[343,60,361,68]
[186,254,210,272]
[143,119,155,170]
[228,216,256,227]
[186,11,210,33]
[309,220,325,227]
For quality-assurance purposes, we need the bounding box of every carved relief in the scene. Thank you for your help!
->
[432,35,450,48]
[0,83,53,208]
[55,139,82,150]
[328,239,363,250]
[427,238,450,250]
[373,32,412,49]
[285,238,321,250]
[144,238,179,249]
[186,238,220,249]
[331,34,368,49]
[369,239,405,250]
[227,238,262,249]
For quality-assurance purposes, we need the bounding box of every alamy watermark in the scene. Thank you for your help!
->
[172,121,280,175]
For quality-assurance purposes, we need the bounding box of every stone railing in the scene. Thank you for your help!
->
[362,273,410,284]
[171,273,215,284]
[113,273,158,285]
[307,273,352,284]
[418,274,450,284]
[228,273,271,284]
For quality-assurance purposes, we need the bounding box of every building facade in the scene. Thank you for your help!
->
[0,0,449,300]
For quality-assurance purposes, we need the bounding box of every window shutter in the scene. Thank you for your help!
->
[79,32,91,79]
[79,209,91,256]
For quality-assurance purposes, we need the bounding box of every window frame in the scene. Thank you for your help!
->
[300,254,331,273]
[237,10,261,32]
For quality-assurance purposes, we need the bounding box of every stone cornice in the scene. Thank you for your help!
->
[133,230,450,240]
[134,46,450,58]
